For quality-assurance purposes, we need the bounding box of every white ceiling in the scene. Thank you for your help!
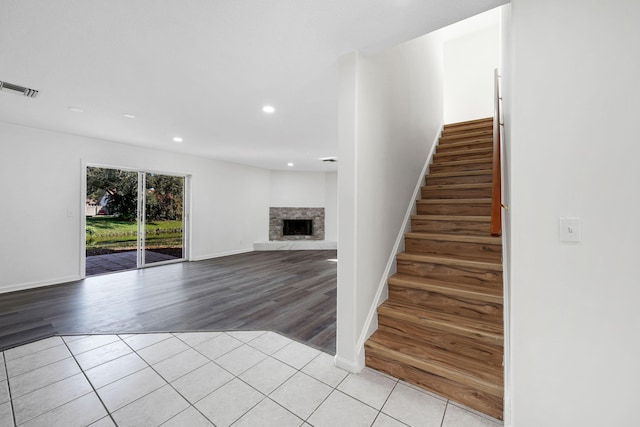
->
[0,0,506,171]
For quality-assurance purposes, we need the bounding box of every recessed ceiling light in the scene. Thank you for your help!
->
[262,105,275,114]
[68,106,84,113]
[123,113,136,119]
[287,162,294,167]
[173,137,183,143]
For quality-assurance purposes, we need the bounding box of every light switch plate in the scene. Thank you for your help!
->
[559,217,581,242]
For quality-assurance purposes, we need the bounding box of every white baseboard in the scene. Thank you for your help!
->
[334,351,365,373]
[190,248,254,261]
[0,275,83,295]
[253,241,337,251]
[354,123,443,353]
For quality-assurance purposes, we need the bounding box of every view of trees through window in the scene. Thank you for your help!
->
[86,167,184,260]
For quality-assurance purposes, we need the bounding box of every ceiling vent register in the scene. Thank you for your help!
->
[0,81,39,98]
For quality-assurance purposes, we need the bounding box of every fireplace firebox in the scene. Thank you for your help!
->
[283,219,313,236]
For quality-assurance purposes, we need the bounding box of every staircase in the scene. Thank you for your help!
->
[365,117,504,420]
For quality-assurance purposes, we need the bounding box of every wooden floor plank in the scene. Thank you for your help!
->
[0,250,337,353]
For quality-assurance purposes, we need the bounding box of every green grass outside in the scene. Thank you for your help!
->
[86,216,183,249]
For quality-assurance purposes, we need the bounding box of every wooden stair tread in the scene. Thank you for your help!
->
[440,130,493,140]
[417,198,491,205]
[436,139,493,150]
[404,232,501,245]
[388,273,502,303]
[411,215,491,222]
[366,334,503,397]
[439,135,493,142]
[379,301,504,343]
[434,147,492,157]
[431,158,492,167]
[438,138,494,148]
[397,252,502,271]
[427,169,492,178]
[422,183,492,191]
[444,117,493,127]
[369,327,503,380]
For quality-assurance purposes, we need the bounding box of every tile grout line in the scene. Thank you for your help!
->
[2,353,17,427]
[7,351,108,425]
[118,333,216,426]
[440,401,450,427]
[371,380,404,427]
[299,352,371,426]
[181,331,297,426]
[6,332,493,427]
[5,339,92,426]
[147,332,247,426]
[62,336,120,427]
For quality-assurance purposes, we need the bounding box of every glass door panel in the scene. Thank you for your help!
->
[143,173,185,265]
[85,167,139,275]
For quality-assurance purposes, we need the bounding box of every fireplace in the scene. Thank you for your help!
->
[283,219,313,236]
[269,207,324,241]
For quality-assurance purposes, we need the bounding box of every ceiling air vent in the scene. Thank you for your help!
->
[319,157,337,163]
[0,80,39,98]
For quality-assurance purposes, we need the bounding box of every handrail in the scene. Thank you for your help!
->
[490,69,502,237]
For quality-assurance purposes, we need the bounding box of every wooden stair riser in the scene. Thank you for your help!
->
[433,150,492,163]
[387,285,503,322]
[440,131,493,142]
[442,122,492,133]
[435,138,493,153]
[388,274,502,304]
[396,259,502,287]
[365,351,504,420]
[376,322,503,367]
[421,185,492,199]
[430,160,493,174]
[442,118,493,133]
[404,237,501,262]
[436,140,493,153]
[368,330,503,383]
[442,127,493,139]
[378,303,503,348]
[416,201,491,216]
[425,171,493,186]
[410,217,491,235]
[439,131,493,144]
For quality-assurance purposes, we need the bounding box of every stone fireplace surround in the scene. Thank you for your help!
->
[254,207,336,250]
[269,207,324,241]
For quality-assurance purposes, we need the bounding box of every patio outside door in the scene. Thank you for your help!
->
[85,166,187,276]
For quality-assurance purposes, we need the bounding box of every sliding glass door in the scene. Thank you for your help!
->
[142,172,185,265]
[85,166,187,276]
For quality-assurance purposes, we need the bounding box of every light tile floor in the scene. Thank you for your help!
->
[0,332,502,427]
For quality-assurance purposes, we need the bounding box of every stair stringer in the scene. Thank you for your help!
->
[353,123,444,360]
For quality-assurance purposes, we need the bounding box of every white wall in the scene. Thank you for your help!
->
[268,170,338,241]
[269,170,327,208]
[508,1,640,426]
[0,122,270,293]
[336,31,444,370]
[443,24,500,123]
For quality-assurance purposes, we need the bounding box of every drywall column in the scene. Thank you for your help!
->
[336,33,444,370]
[336,52,361,370]
[509,0,640,426]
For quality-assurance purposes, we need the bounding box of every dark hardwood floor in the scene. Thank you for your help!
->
[0,250,337,354]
